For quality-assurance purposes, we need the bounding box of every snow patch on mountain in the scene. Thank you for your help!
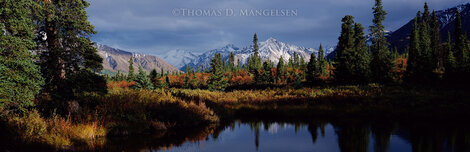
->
[158,49,200,69]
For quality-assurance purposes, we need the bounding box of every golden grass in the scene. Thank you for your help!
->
[3,109,105,149]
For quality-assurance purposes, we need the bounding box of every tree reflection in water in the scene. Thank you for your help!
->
[67,118,470,152]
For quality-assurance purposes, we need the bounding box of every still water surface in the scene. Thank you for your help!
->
[102,119,470,152]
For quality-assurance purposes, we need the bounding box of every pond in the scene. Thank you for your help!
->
[97,119,470,152]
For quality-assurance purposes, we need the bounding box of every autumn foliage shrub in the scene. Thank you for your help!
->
[1,109,105,149]
[86,88,218,135]
[107,81,136,89]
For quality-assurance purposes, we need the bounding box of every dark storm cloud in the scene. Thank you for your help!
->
[86,0,467,55]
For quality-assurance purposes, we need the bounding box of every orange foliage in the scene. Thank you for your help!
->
[107,81,136,88]
[230,70,253,85]
[394,57,408,80]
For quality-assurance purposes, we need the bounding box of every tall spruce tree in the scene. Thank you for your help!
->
[444,31,457,76]
[370,0,394,83]
[248,33,262,81]
[127,57,136,81]
[253,33,261,70]
[306,52,318,84]
[353,23,372,83]
[277,56,286,82]
[334,17,371,84]
[431,10,442,71]
[38,0,105,101]
[418,4,433,78]
[334,15,355,83]
[406,14,421,82]
[454,10,469,72]
[444,32,453,69]
[406,3,440,84]
[317,44,328,77]
[229,52,235,71]
[0,0,44,111]
[208,53,228,91]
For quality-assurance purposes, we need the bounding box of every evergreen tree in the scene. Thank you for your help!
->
[248,33,262,72]
[446,51,457,76]
[306,52,318,84]
[370,0,394,83]
[353,23,372,83]
[334,17,371,84]
[300,56,307,72]
[334,15,355,83]
[229,52,235,72]
[38,0,105,101]
[253,33,261,70]
[418,4,433,78]
[288,57,294,68]
[127,57,135,81]
[444,32,455,73]
[112,71,126,81]
[454,10,469,71]
[293,52,300,68]
[161,68,165,77]
[317,44,328,77]
[237,58,242,71]
[183,74,190,89]
[292,70,303,89]
[190,73,199,89]
[208,53,228,91]
[149,69,160,89]
[183,65,191,88]
[277,56,286,82]
[0,0,44,111]
[431,10,442,71]
[261,61,273,83]
[149,69,158,80]
[134,67,153,90]
[186,65,191,75]
[406,15,421,82]
[162,75,170,88]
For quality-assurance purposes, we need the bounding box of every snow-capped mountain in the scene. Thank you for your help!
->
[178,38,333,71]
[181,44,241,71]
[94,43,181,73]
[244,37,316,64]
[158,50,200,69]
[389,3,470,51]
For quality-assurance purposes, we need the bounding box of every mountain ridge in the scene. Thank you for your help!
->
[160,37,334,71]
[94,43,181,74]
[389,3,470,51]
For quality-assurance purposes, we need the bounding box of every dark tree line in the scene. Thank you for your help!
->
[1,0,106,113]
[406,3,470,85]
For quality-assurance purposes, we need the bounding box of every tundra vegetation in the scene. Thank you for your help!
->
[0,0,469,150]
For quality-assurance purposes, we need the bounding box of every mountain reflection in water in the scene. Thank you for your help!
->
[92,119,470,152]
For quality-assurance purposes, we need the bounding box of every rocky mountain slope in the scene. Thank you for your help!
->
[94,44,180,73]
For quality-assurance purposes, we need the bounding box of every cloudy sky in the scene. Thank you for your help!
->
[87,0,468,55]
